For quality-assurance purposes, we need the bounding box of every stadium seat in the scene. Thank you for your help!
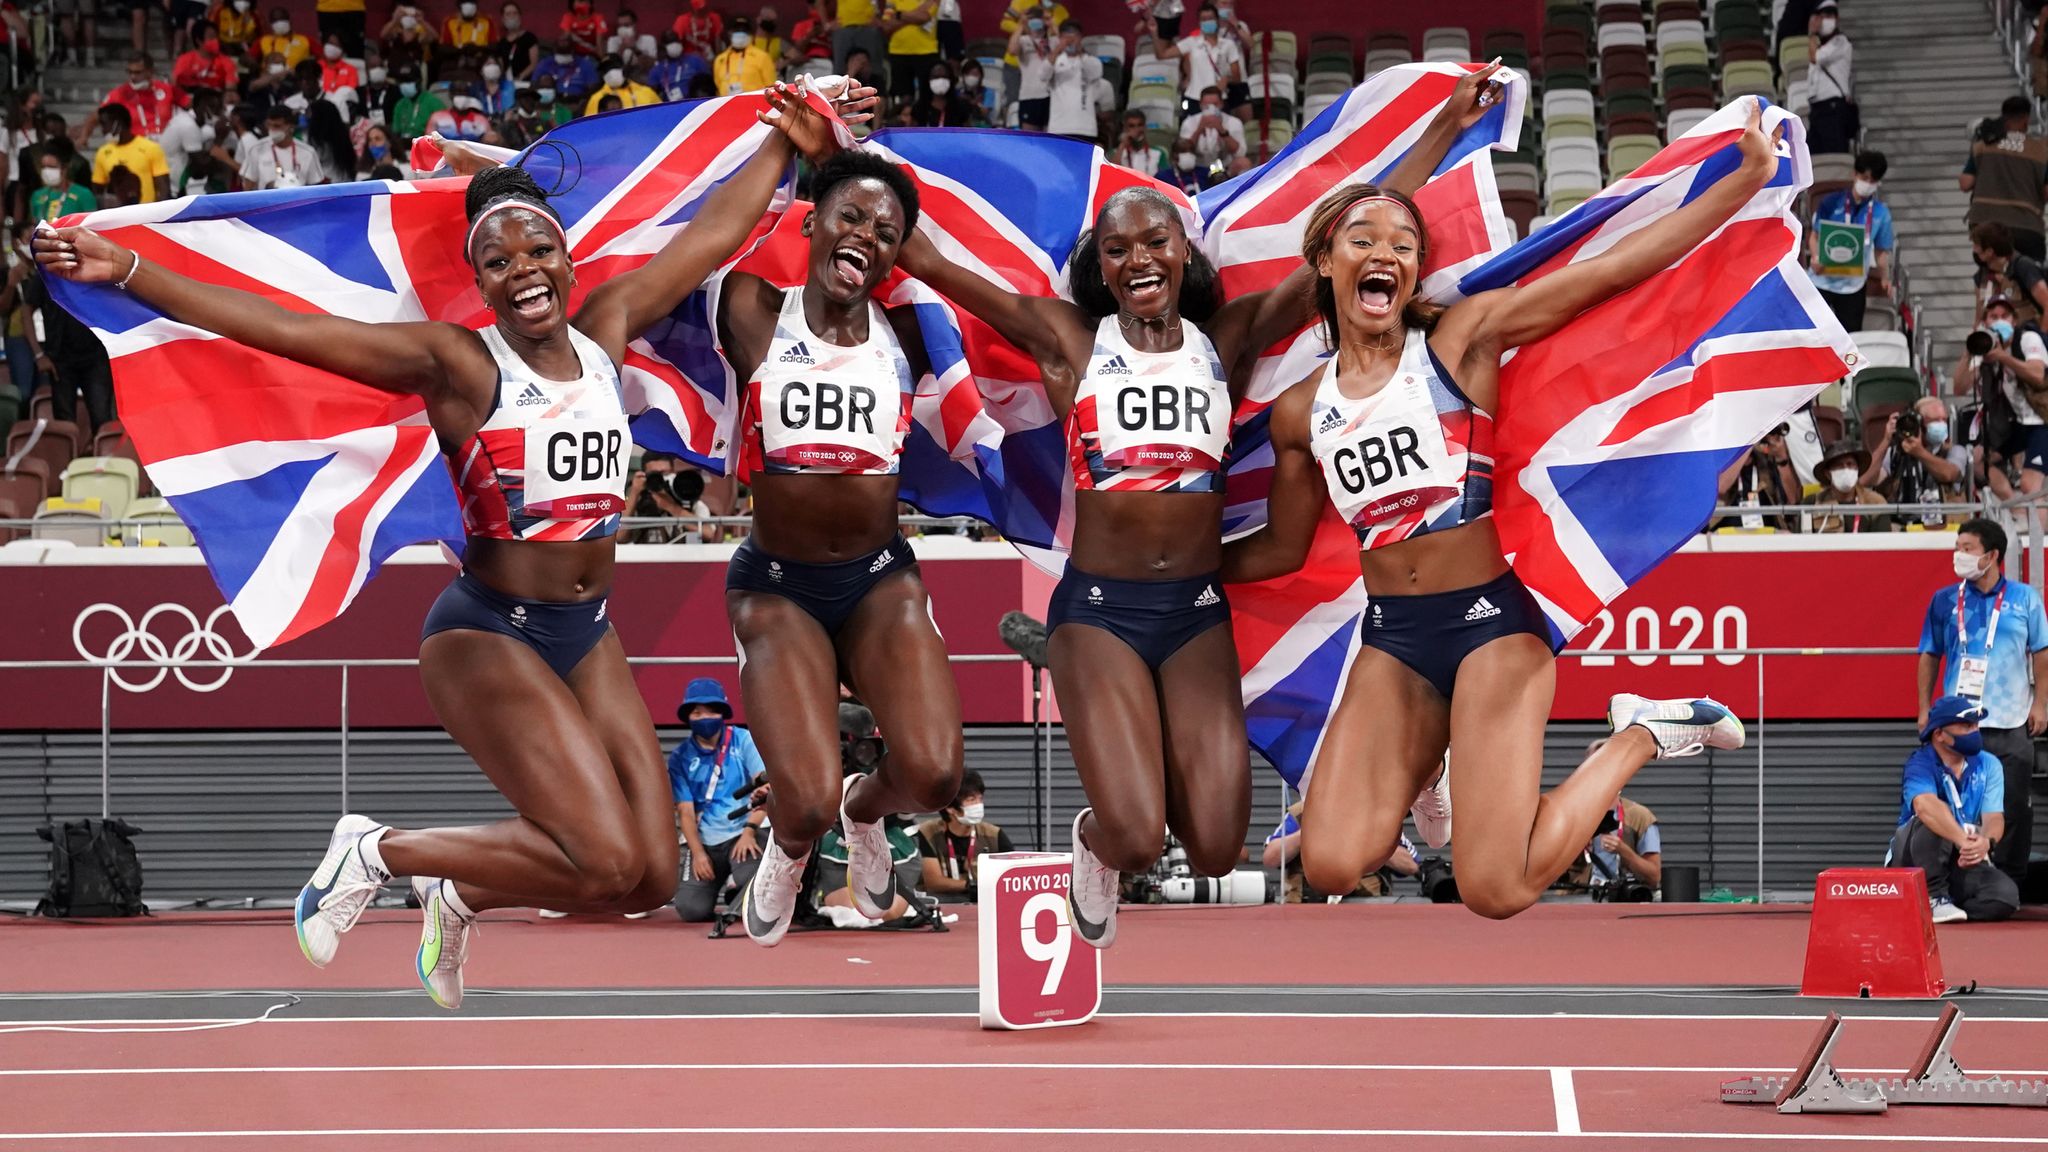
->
[1545,135,1602,171]
[1654,18,1708,52]
[965,37,1005,60]
[1542,28,1589,61]
[1496,161,1540,194]
[32,495,105,547]
[0,454,51,509]
[1812,404,1845,447]
[1546,189,1594,216]
[0,494,22,544]
[1249,71,1296,104]
[1656,0,1703,20]
[1660,40,1711,72]
[1810,152,1855,202]
[1543,67,1592,92]
[1665,106,1714,137]
[1851,366,1921,419]
[1664,87,1717,111]
[1604,90,1656,122]
[127,497,193,547]
[1261,30,1299,61]
[1082,34,1125,63]
[1776,34,1807,74]
[1302,93,1341,122]
[1422,28,1470,62]
[5,419,78,486]
[62,456,139,522]
[1482,29,1528,58]
[25,391,51,425]
[1852,330,1912,369]
[1607,134,1661,177]
[1596,21,1647,56]
[1717,38,1770,63]
[1259,123,1294,159]
[1548,8,1595,40]
[1362,48,1412,77]
[1501,189,1542,238]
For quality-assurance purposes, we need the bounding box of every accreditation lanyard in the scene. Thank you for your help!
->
[1954,580,2006,698]
[1942,770,1977,835]
[944,828,976,879]
[699,728,733,805]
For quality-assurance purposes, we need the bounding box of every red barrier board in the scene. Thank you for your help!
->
[977,852,1101,1030]
[1801,868,1945,998]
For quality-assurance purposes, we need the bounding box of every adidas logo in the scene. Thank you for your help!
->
[1465,596,1502,622]
[1194,584,1220,607]
[867,548,893,574]
[595,600,607,623]
[1099,354,1131,375]
[1316,407,1345,434]
[514,382,549,407]
[779,341,815,365]
[509,605,529,628]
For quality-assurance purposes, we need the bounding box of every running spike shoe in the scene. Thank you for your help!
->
[1608,694,1746,759]
[294,814,389,968]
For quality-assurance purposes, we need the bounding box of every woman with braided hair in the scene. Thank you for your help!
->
[36,101,819,1007]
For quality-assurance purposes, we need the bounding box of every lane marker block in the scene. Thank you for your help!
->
[1721,1005,2048,1113]
[1800,868,1944,998]
[976,852,1101,1031]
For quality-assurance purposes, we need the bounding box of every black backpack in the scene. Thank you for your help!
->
[35,818,145,918]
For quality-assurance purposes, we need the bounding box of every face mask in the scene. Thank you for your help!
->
[1027,16,1044,31]
[555,52,573,64]
[729,31,751,48]
[399,81,418,97]
[460,1,476,14]
[1852,178,1878,199]
[960,801,985,823]
[665,40,683,57]
[618,21,633,35]
[1219,5,1233,17]
[268,62,287,76]
[269,126,292,144]
[233,0,249,9]
[453,95,477,110]
[1992,319,2015,343]
[1200,18,1218,34]
[604,68,625,86]
[1063,40,1080,54]
[203,37,220,52]
[1819,16,1837,34]
[400,15,416,28]
[1828,467,1857,492]
[1925,419,1949,446]
[504,12,521,29]
[323,43,341,59]
[1950,729,1985,757]
[1953,549,1987,579]
[129,76,150,89]
[962,72,980,88]
[1201,103,1221,116]
[38,166,59,187]
[537,86,555,102]
[929,76,951,94]
[689,715,726,741]
[369,143,388,158]
[482,62,502,80]
[271,19,289,34]
[368,66,386,83]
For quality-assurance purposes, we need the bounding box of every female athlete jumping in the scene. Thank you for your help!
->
[1219,102,1778,918]
[36,93,855,1004]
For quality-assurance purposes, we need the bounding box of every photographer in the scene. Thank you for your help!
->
[1863,396,1971,521]
[624,452,723,543]
[669,678,771,923]
[1970,222,2048,327]
[817,701,929,921]
[1962,97,2048,263]
[1716,422,1803,531]
[1955,295,2048,504]
[916,770,1013,903]
[1812,438,1891,532]
[1554,769,1661,898]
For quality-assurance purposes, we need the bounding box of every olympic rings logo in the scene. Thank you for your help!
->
[71,603,258,693]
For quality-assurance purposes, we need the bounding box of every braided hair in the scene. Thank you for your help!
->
[463,163,567,265]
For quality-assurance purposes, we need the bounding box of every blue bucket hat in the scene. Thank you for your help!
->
[677,677,732,723]
[1919,694,1986,743]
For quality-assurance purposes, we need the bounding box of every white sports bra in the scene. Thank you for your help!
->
[1068,315,1231,494]
[744,287,915,476]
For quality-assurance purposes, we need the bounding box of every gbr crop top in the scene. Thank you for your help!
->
[1306,327,1493,549]
[1068,315,1231,494]
[744,287,915,475]
[451,324,632,543]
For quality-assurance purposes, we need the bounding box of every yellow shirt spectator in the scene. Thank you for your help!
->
[443,13,494,47]
[209,1,256,49]
[836,0,876,27]
[1000,1,1067,67]
[315,0,364,12]
[885,0,938,56]
[258,31,312,69]
[583,80,661,114]
[712,45,777,95]
[93,136,170,204]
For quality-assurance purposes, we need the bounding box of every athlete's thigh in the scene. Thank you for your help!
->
[1442,633,1555,870]
[838,568,964,776]
[1300,644,1450,855]
[1156,622,1251,870]
[419,628,635,849]
[728,590,844,821]
[1049,622,1167,832]
[566,628,679,876]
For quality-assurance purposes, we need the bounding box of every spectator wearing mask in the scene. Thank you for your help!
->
[1804,0,1854,154]
[1047,19,1101,142]
[239,103,324,188]
[1715,422,1802,531]
[1212,1,1252,118]
[429,92,493,139]
[1863,397,1970,513]
[1264,804,1419,901]
[1962,294,2048,503]
[1962,96,2048,263]
[1175,85,1248,186]
[674,0,723,60]
[173,24,239,93]
[882,0,940,106]
[258,7,311,69]
[443,0,494,54]
[318,34,359,92]
[1007,6,1056,131]
[210,0,256,55]
[1153,2,1243,115]
[378,2,435,67]
[281,60,338,120]
[669,678,772,923]
[1917,518,2046,888]
[314,0,365,58]
[29,149,94,223]
[1810,437,1888,532]
[247,50,295,108]
[1971,221,2048,328]
[1112,108,1166,178]
[1892,696,2020,923]
[917,771,1014,903]
[910,61,979,126]
[390,65,444,138]
[156,90,209,192]
[647,35,704,102]
[474,56,515,115]
[532,38,598,102]
[606,9,656,63]
[106,52,190,139]
[558,0,609,55]
[1807,149,1892,332]
[92,104,171,203]
[496,2,539,79]
[355,121,407,177]
[753,5,784,62]
[20,258,116,428]
[582,55,656,113]
[834,0,887,78]
[711,20,776,97]
[957,57,991,119]
[356,52,399,122]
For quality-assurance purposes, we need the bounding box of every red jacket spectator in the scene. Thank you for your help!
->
[103,75,189,139]
[173,44,240,91]
[672,0,722,59]
[320,53,361,92]
[557,0,608,53]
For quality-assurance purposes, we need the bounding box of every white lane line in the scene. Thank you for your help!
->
[3,1061,2047,1078]
[7,1009,2046,1026]
[1550,1068,1581,1135]
[0,1128,2043,1145]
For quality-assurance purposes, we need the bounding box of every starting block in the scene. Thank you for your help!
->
[976,852,1102,1031]
[1721,1005,2048,1113]
[1800,868,1945,998]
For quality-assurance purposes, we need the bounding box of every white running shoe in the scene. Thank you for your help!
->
[294,814,390,968]
[739,837,808,947]
[1608,694,1746,759]
[412,876,474,1011]
[1410,757,1453,848]
[1068,808,1120,950]
[840,773,897,919]
[536,908,569,919]
[624,910,653,920]
[1930,897,1968,924]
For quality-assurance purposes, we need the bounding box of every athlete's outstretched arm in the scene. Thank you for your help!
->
[34,224,478,397]
[1221,377,1325,583]
[896,228,1093,394]
[1440,99,1779,357]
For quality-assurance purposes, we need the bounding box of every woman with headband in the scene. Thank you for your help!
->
[1222,101,1780,920]
[772,67,1499,949]
[35,91,855,1007]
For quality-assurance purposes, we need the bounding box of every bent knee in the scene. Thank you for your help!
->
[772,794,839,844]
[1457,874,1540,921]
[1182,834,1244,878]
[1088,814,1164,874]
[887,745,964,813]
[567,843,645,907]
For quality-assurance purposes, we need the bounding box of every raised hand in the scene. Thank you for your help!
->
[33,224,132,285]
[1442,60,1506,130]
[761,81,841,165]
[1736,97,1782,186]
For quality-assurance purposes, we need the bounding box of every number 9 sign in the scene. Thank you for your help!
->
[977,852,1103,1030]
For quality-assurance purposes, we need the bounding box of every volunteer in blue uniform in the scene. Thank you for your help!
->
[669,677,773,921]
[35,91,837,1008]
[1891,695,2019,922]
[1221,101,1784,920]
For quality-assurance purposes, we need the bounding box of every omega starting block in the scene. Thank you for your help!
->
[1721,1005,2048,1114]
[976,852,1102,1031]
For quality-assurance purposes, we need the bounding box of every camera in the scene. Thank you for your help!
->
[1967,329,1997,357]
[1417,855,1461,903]
[1127,834,1269,905]
[1894,408,1922,441]
[1977,115,2007,145]
[1586,811,1654,903]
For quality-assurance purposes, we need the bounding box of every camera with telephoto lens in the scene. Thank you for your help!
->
[1587,810,1653,903]
[1417,855,1461,903]
[1893,407,1922,443]
[1977,115,2007,145]
[1127,834,1269,905]
[1967,329,1997,358]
